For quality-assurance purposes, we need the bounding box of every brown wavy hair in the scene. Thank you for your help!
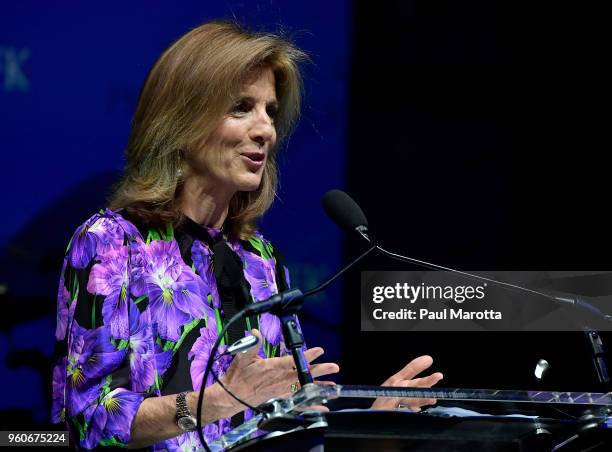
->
[108,21,306,238]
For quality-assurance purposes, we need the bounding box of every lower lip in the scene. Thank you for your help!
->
[241,155,265,170]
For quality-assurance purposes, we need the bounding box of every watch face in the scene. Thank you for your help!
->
[177,416,197,432]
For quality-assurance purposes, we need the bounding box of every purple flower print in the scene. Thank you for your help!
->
[155,347,173,379]
[231,239,286,347]
[56,286,70,341]
[55,261,77,341]
[68,218,105,269]
[259,312,282,346]
[127,302,156,392]
[66,322,126,417]
[51,358,67,423]
[283,265,291,288]
[166,420,230,449]
[191,240,221,309]
[186,323,236,445]
[81,388,143,449]
[239,251,278,301]
[87,246,132,340]
[106,209,142,238]
[144,240,211,341]
[202,417,231,445]
[165,431,201,452]
[56,258,70,340]
[68,212,140,269]
[150,323,174,378]
[188,323,232,391]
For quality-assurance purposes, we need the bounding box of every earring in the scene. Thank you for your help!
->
[177,150,184,178]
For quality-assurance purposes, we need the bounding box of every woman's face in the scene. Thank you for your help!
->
[186,67,278,197]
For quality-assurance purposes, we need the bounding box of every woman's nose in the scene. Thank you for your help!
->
[249,108,275,145]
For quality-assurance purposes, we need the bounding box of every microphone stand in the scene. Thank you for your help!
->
[274,298,313,386]
[585,330,610,387]
[245,288,314,387]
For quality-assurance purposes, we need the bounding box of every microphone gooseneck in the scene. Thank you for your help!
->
[321,190,611,317]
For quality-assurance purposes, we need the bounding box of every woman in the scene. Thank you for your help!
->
[51,21,442,450]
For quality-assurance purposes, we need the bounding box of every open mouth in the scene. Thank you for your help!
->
[241,152,265,163]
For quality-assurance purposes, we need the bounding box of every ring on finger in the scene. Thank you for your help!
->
[290,382,300,393]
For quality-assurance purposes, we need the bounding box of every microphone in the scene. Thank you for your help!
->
[322,189,370,239]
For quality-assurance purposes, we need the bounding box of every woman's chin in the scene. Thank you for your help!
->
[235,175,263,193]
[237,185,262,194]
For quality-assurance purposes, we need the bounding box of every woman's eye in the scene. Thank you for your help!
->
[266,105,278,120]
[231,100,251,115]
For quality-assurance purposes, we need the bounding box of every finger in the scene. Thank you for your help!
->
[273,347,328,373]
[314,380,337,386]
[310,362,340,378]
[272,351,321,372]
[271,354,300,372]
[269,378,338,402]
[398,397,437,408]
[386,355,434,383]
[370,397,401,410]
[403,372,444,388]
[265,378,300,400]
[269,348,335,375]
[239,329,263,360]
[303,347,325,363]
[228,330,264,373]
[294,405,329,413]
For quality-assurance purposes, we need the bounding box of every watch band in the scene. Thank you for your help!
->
[176,391,197,432]
[176,392,191,417]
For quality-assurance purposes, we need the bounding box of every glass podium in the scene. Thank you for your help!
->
[203,384,612,451]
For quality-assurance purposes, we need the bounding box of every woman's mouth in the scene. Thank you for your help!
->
[240,151,265,170]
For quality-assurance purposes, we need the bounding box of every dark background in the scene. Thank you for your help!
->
[1,0,610,431]
[344,1,610,391]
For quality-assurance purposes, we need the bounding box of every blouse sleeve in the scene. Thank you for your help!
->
[51,212,152,449]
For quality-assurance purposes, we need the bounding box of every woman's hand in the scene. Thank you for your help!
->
[371,355,443,412]
[219,329,340,416]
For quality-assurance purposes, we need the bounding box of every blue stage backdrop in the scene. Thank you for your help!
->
[0,1,349,425]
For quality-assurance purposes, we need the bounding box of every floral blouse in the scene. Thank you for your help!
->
[51,209,290,451]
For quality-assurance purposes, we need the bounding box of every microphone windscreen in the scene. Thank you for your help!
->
[322,190,368,231]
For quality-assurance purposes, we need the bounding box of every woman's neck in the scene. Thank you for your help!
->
[180,175,234,228]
